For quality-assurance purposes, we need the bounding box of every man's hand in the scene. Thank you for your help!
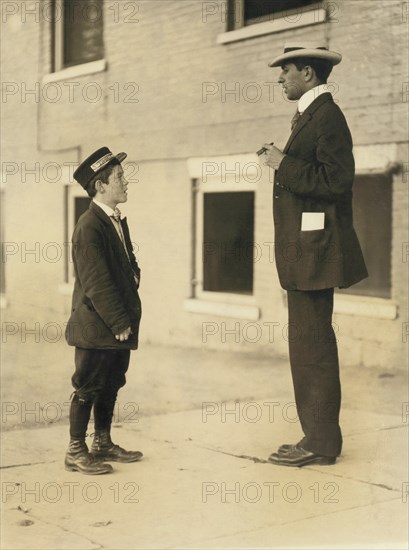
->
[262,143,286,169]
[115,326,132,341]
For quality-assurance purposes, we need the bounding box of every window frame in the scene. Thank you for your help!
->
[337,172,392,300]
[195,182,257,306]
[64,182,91,286]
[184,154,260,321]
[52,0,105,75]
[229,0,322,30]
[331,143,400,319]
[217,0,327,45]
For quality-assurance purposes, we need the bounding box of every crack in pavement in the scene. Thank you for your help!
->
[198,445,270,463]
[1,460,59,470]
[306,466,400,493]
[199,445,402,493]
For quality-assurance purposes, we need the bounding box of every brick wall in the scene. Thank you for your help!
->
[1,0,408,368]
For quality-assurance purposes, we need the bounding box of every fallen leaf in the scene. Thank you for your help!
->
[17,505,30,514]
[91,520,112,527]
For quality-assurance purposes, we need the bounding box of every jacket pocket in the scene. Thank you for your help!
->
[299,228,340,264]
[299,228,329,245]
[65,303,115,348]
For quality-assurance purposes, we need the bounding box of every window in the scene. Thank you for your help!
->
[189,155,260,310]
[228,0,320,30]
[65,185,91,283]
[53,0,104,71]
[203,192,254,294]
[338,173,392,299]
[186,154,261,320]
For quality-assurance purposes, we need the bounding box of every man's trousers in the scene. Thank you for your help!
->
[287,288,342,457]
[69,348,130,439]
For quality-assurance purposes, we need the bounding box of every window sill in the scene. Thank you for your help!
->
[334,294,398,320]
[184,298,260,321]
[43,59,107,84]
[217,8,326,45]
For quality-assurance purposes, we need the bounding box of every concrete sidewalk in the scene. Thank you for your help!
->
[1,344,408,549]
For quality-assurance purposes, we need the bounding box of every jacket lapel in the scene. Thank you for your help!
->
[283,93,333,153]
[120,217,134,259]
[121,217,131,248]
[89,202,130,264]
[283,113,312,153]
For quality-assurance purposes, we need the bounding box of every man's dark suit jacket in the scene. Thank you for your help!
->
[65,202,142,350]
[273,92,368,291]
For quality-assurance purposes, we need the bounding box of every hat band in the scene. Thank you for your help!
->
[284,46,328,53]
[90,152,114,172]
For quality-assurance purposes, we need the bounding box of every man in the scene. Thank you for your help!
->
[261,44,368,467]
[65,147,143,474]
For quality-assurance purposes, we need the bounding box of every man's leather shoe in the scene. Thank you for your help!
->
[91,431,143,463]
[277,443,293,453]
[65,439,113,475]
[277,440,305,454]
[268,445,336,467]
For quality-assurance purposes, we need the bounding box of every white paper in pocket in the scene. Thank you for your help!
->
[301,212,325,231]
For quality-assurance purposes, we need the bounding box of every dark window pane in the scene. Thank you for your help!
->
[203,192,254,294]
[245,0,317,22]
[75,197,91,223]
[339,174,392,298]
[63,0,104,67]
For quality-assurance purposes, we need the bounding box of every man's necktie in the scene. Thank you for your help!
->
[112,207,121,223]
[111,208,129,256]
[111,208,139,284]
[291,110,301,130]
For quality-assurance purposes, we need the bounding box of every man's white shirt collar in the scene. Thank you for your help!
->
[93,199,115,219]
[298,84,332,114]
